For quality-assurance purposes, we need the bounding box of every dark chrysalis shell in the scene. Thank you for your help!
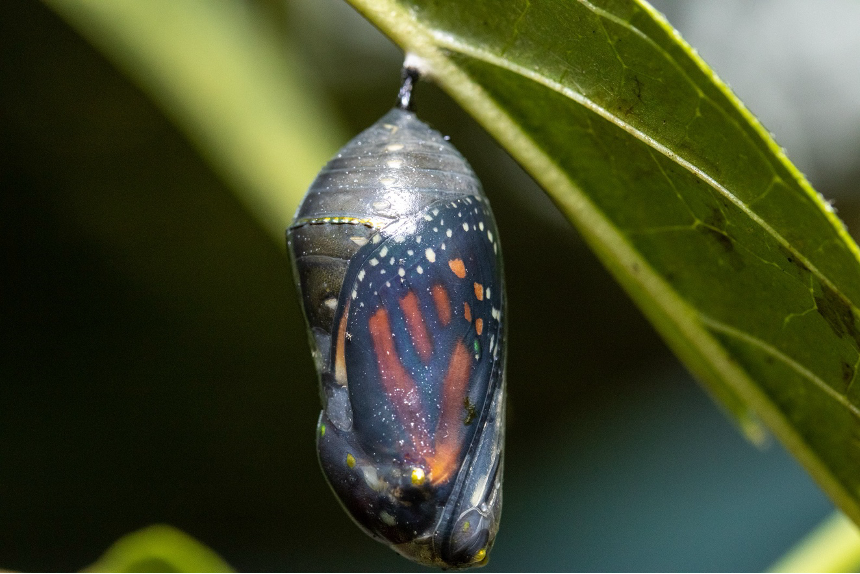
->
[287,105,506,569]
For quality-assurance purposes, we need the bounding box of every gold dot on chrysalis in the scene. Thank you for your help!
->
[411,468,426,485]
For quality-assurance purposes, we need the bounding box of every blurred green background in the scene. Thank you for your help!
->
[3,0,860,570]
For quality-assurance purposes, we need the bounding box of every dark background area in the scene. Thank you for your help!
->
[2,0,856,570]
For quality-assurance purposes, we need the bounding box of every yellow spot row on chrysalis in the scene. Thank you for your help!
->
[411,467,426,486]
[346,453,356,468]
[320,424,326,437]
[290,216,383,230]
[473,549,487,563]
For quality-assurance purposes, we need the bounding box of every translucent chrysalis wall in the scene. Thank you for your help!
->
[287,81,506,568]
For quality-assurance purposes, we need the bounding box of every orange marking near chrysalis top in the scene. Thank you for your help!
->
[448,258,466,278]
[427,340,472,485]
[368,308,432,457]
[399,291,433,363]
[432,284,452,326]
[475,318,483,335]
[474,282,484,301]
[464,302,472,323]
[334,301,350,385]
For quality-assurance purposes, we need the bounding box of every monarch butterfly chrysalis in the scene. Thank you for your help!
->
[287,67,506,569]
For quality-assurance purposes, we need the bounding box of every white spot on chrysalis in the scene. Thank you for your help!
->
[416,266,423,274]
[380,510,396,526]
[425,248,436,263]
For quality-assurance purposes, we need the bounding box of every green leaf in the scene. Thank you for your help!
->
[43,0,346,244]
[84,525,233,573]
[343,0,860,523]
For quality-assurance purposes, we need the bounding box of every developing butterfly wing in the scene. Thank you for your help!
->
[348,196,501,461]
[320,194,505,566]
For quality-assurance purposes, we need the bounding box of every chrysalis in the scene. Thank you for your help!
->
[287,68,506,569]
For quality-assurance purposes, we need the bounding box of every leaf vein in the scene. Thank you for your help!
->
[701,314,860,420]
